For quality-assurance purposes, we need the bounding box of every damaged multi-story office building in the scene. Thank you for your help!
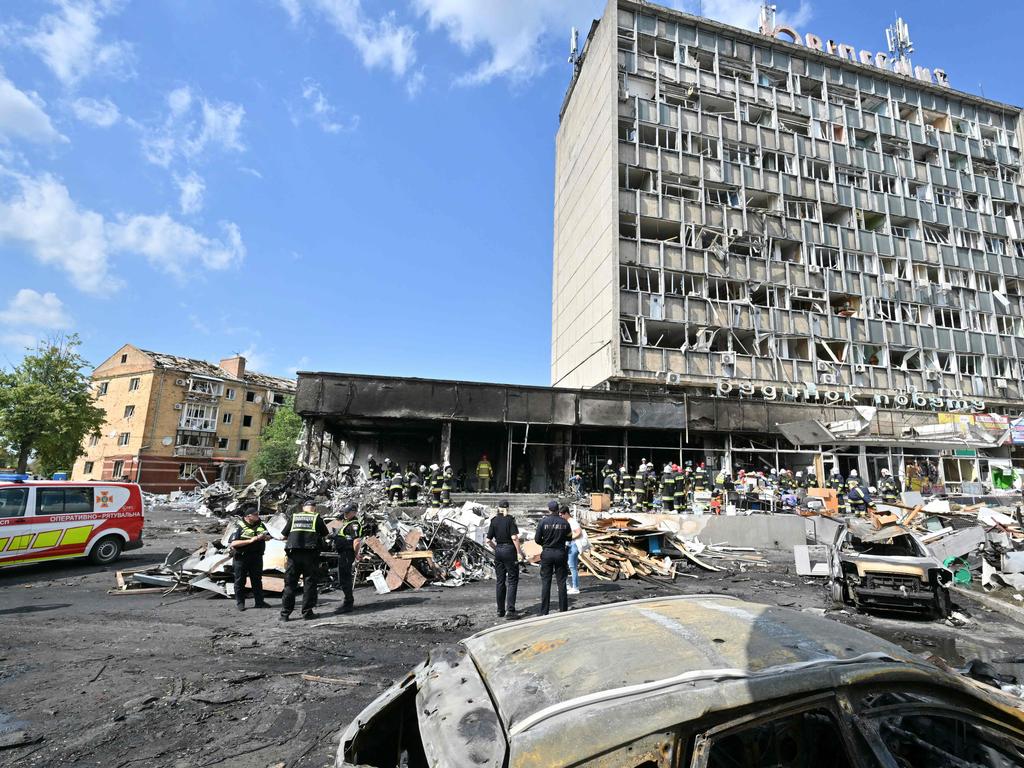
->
[296,0,1024,493]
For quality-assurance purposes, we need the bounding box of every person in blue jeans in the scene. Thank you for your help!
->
[559,506,588,595]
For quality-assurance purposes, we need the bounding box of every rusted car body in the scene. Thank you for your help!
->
[336,595,1024,767]
[829,523,953,617]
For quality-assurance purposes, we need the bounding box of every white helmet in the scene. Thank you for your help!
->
[796,471,804,477]
[850,469,859,477]
[831,468,841,475]
[881,468,891,476]
[419,464,426,472]
[606,459,613,466]
[430,463,439,471]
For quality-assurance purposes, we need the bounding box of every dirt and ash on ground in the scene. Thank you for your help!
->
[3,502,1024,768]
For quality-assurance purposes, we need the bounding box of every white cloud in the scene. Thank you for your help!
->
[175,171,205,215]
[109,216,245,274]
[142,87,245,168]
[0,332,39,350]
[70,95,119,127]
[0,171,246,294]
[690,0,812,30]
[299,79,359,134]
[0,71,66,144]
[286,355,311,377]
[413,0,586,85]
[283,1,418,84]
[239,344,270,373]
[0,289,72,329]
[25,0,134,86]
[413,0,811,85]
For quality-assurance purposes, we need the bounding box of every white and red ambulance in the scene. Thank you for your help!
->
[0,478,144,569]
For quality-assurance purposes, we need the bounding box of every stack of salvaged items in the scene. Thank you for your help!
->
[566,516,764,582]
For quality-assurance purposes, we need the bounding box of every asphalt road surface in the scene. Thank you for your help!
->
[2,503,1023,768]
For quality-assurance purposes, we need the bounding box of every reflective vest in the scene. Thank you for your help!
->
[476,461,493,478]
[287,509,322,550]
[660,473,675,500]
[239,521,268,538]
[389,475,404,491]
[291,512,318,532]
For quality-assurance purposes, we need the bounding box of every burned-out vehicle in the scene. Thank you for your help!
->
[336,595,1024,768]
[830,522,953,618]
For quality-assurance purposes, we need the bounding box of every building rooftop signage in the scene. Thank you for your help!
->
[757,6,948,89]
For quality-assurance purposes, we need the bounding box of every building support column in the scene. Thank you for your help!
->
[857,445,869,481]
[723,433,733,476]
[440,421,452,467]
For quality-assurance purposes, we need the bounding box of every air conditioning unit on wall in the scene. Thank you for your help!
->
[721,352,736,365]
[820,374,837,385]
[854,364,868,373]
[173,403,183,410]
[924,370,941,381]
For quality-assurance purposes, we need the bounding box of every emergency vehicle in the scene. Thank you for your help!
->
[0,478,144,569]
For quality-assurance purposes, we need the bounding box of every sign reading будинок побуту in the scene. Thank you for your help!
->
[712,379,985,414]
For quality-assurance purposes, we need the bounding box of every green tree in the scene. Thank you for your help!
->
[249,396,302,481]
[0,335,105,474]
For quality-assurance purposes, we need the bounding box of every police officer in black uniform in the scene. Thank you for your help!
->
[228,505,271,611]
[534,500,572,615]
[486,500,523,619]
[333,503,363,614]
[280,499,329,621]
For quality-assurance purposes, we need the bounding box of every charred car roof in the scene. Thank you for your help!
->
[463,594,917,737]
[340,595,1023,768]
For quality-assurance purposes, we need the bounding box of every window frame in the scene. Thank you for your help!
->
[242,414,253,428]
[0,487,29,518]
[239,439,250,452]
[111,460,124,479]
[690,693,865,768]
[35,487,94,516]
[128,377,141,391]
[117,432,131,447]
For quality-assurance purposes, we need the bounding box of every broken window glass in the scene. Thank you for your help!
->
[706,707,854,768]
[876,712,1024,768]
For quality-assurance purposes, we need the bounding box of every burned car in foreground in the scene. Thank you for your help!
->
[337,595,1024,768]
[830,522,953,618]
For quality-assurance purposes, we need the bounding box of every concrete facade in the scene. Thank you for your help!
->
[552,0,1024,416]
[71,345,295,492]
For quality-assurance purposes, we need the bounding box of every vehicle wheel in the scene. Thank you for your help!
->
[828,580,848,605]
[89,536,124,565]
[932,587,952,620]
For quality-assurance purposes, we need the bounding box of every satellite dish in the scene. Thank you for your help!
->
[107,431,118,438]
[162,437,173,446]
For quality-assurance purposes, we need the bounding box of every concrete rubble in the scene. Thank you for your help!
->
[116,468,505,597]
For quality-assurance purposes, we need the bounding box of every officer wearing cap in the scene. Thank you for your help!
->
[485,500,523,619]
[333,503,363,613]
[280,498,329,621]
[228,505,271,611]
[534,499,572,615]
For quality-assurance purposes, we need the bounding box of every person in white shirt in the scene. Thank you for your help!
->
[559,506,589,595]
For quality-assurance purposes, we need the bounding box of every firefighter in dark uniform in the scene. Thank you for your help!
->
[693,463,709,493]
[387,471,404,504]
[406,466,423,504]
[486,500,523,619]
[428,463,443,509]
[602,464,617,501]
[229,505,271,611]
[280,500,329,621]
[333,503,362,614]
[534,500,571,615]
[848,482,870,517]
[367,455,382,481]
[798,470,815,490]
[779,469,796,493]
[441,463,454,507]
[632,465,646,509]
[879,468,902,503]
[673,466,688,511]
[827,469,847,515]
[660,464,675,512]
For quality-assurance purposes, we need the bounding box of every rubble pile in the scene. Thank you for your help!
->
[115,469,500,598]
[570,515,764,582]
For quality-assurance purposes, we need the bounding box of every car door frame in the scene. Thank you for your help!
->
[688,691,877,768]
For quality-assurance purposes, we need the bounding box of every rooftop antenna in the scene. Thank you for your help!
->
[568,26,579,66]
[758,3,777,35]
[885,16,914,65]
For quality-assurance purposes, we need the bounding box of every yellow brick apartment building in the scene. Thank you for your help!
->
[71,345,296,492]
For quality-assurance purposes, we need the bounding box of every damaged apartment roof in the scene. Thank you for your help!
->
[139,349,296,392]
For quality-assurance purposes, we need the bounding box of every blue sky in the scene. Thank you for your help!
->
[1,0,1021,385]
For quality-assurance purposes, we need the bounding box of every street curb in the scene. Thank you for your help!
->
[953,586,1024,626]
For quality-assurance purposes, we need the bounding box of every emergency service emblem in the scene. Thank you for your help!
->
[97,490,114,509]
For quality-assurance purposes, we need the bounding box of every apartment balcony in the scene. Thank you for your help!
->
[178,416,218,432]
[173,445,214,458]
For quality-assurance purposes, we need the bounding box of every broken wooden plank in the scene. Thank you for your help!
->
[364,536,427,590]
[394,550,434,560]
